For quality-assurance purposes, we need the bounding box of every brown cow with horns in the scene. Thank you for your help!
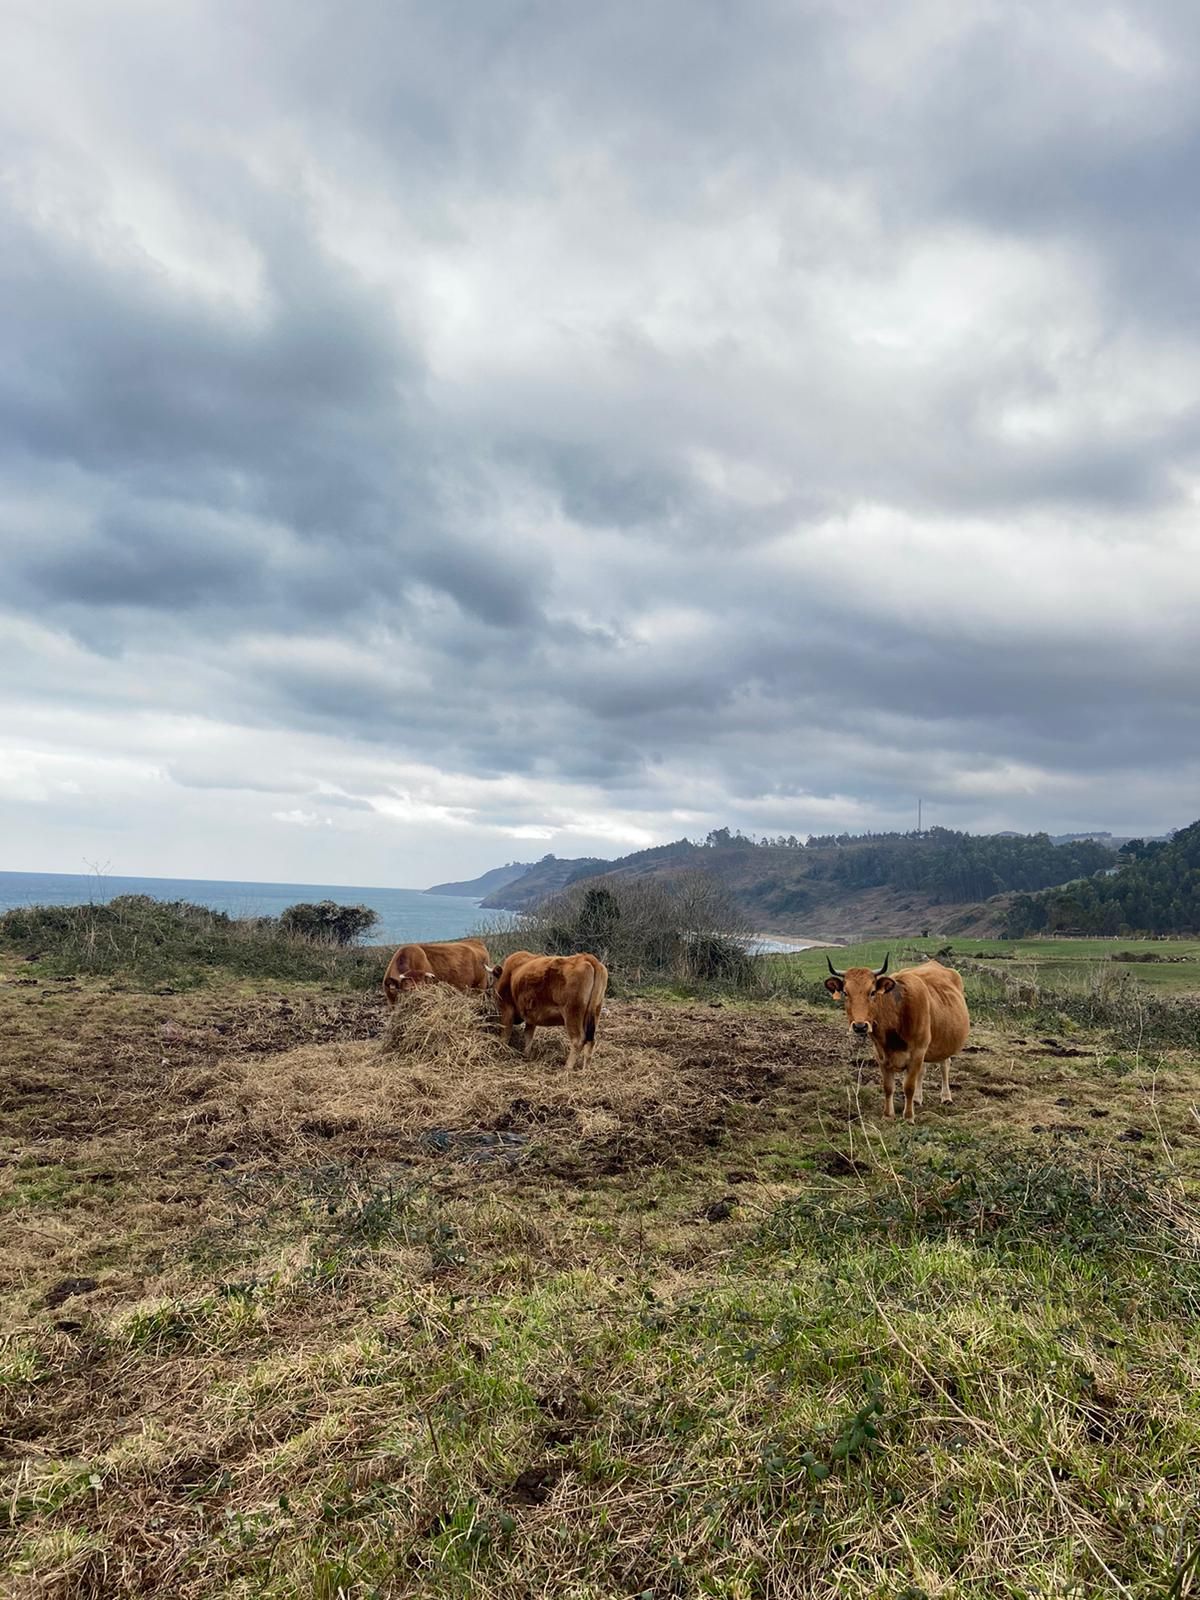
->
[824,953,970,1122]
[382,938,492,1006]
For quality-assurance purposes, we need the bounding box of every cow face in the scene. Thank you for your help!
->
[824,956,895,1042]
[397,968,438,994]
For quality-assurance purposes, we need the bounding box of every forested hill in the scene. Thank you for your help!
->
[424,862,534,898]
[479,855,611,910]
[1005,821,1199,935]
[480,828,1121,935]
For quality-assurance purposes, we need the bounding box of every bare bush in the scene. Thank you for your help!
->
[482,871,756,989]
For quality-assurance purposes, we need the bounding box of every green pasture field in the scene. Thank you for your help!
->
[775,935,1200,995]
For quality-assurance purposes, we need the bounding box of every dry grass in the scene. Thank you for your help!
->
[142,984,762,1184]
[5,963,1200,1598]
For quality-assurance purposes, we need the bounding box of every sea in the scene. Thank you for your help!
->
[0,870,822,955]
[0,870,508,948]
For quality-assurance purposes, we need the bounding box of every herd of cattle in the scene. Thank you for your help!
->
[381,938,971,1122]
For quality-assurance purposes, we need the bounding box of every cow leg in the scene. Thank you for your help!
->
[522,1023,537,1058]
[880,1063,896,1120]
[914,1062,925,1108]
[902,1054,927,1122]
[562,998,590,1070]
[563,1023,584,1070]
[498,1004,517,1049]
[581,1001,601,1069]
[940,1058,953,1104]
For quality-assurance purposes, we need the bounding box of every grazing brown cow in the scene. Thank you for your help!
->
[382,938,491,1006]
[491,950,608,1069]
[824,954,970,1122]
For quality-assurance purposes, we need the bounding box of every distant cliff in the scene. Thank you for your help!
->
[479,855,611,911]
[424,862,534,899]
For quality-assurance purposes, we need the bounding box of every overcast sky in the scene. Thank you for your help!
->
[3,1,1198,888]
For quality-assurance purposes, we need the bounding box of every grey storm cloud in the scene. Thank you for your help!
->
[2,0,1200,885]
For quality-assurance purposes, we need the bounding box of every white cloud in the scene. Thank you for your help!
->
[2,0,1198,885]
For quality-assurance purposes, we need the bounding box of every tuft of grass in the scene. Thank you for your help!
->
[757,1141,1200,1314]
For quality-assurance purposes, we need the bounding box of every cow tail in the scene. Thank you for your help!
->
[584,959,608,1043]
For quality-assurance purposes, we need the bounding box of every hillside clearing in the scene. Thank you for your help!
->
[3,958,1200,1598]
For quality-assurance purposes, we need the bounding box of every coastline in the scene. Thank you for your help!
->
[749,932,841,953]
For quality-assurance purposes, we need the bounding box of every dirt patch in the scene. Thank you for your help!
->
[170,986,844,1179]
[509,1462,565,1506]
[43,1276,99,1309]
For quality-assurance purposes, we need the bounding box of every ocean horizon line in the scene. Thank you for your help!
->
[0,866,453,897]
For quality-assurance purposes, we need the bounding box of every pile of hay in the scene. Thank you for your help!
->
[379,982,507,1074]
[169,984,732,1173]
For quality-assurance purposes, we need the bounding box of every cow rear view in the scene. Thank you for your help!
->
[492,950,608,1069]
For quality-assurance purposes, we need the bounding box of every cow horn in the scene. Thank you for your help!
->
[826,955,845,979]
[873,953,890,978]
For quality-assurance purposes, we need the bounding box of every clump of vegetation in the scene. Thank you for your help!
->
[958,956,1200,1049]
[492,872,756,990]
[278,900,379,945]
[0,895,386,988]
[762,1144,1186,1263]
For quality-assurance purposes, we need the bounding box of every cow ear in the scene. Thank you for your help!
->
[824,976,844,995]
[491,964,503,980]
[874,976,896,993]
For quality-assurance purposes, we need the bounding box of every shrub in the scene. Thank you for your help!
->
[278,901,380,946]
[956,957,1200,1050]
[500,870,755,989]
[0,897,386,989]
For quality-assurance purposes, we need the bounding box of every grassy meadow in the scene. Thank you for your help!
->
[3,911,1200,1597]
[773,935,1200,993]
